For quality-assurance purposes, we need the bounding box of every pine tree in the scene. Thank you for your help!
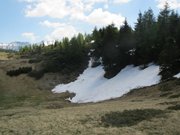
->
[102,24,119,74]
[159,37,180,79]
[135,9,157,65]
[156,3,171,52]
[118,19,135,66]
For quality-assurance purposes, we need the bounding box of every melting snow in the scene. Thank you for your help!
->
[52,60,161,103]
[174,72,180,78]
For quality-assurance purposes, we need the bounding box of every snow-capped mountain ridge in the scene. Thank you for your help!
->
[0,42,30,51]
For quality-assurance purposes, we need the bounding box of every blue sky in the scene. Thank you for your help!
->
[0,0,180,43]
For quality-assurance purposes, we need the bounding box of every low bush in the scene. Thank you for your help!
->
[101,109,165,127]
[160,92,172,97]
[169,94,180,99]
[6,67,32,77]
[28,70,44,80]
[159,83,172,92]
[28,59,41,63]
[167,105,180,110]
[175,78,180,85]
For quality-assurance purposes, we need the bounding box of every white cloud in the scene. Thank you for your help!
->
[18,0,36,2]
[113,0,131,4]
[40,9,125,41]
[22,32,37,42]
[86,8,125,27]
[45,26,78,41]
[23,0,103,19]
[20,0,131,41]
[40,21,79,41]
[22,0,129,20]
[25,0,69,18]
[40,20,66,28]
[157,0,180,9]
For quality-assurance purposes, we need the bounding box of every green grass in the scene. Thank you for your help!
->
[101,109,166,127]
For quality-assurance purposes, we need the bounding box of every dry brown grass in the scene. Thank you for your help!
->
[0,52,10,60]
[0,53,180,135]
[0,99,180,135]
[0,52,75,110]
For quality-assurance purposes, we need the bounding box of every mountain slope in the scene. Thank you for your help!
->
[0,53,180,135]
[52,60,161,103]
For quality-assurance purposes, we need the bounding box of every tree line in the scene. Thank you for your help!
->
[19,4,180,80]
[91,4,180,79]
[19,33,90,77]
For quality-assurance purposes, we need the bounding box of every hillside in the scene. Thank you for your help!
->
[53,59,161,103]
[0,5,180,135]
[17,5,180,81]
[0,52,180,135]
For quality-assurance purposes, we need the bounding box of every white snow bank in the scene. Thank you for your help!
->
[52,61,161,103]
[174,72,180,78]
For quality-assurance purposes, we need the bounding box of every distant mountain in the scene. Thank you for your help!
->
[0,42,30,51]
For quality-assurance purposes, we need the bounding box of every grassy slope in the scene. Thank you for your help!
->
[0,52,180,135]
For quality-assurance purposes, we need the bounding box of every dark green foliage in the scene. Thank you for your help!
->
[156,4,180,79]
[42,34,89,74]
[167,105,180,110]
[90,4,180,79]
[101,24,120,78]
[28,70,44,80]
[159,37,180,80]
[134,9,157,65]
[91,22,135,78]
[101,109,165,127]
[28,59,41,63]
[19,43,45,57]
[19,34,89,79]
[6,67,32,77]
[18,3,180,80]
[91,27,104,59]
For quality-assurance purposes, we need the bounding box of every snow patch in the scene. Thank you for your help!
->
[174,72,180,78]
[52,61,161,103]
[90,40,95,44]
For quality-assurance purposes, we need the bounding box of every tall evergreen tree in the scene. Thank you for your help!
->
[117,19,135,66]
[135,9,157,65]
[102,24,119,73]
[156,3,171,52]
[159,37,180,79]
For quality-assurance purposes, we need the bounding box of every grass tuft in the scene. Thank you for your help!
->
[167,105,180,110]
[160,92,172,97]
[159,83,172,92]
[101,109,166,127]
[169,94,180,99]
